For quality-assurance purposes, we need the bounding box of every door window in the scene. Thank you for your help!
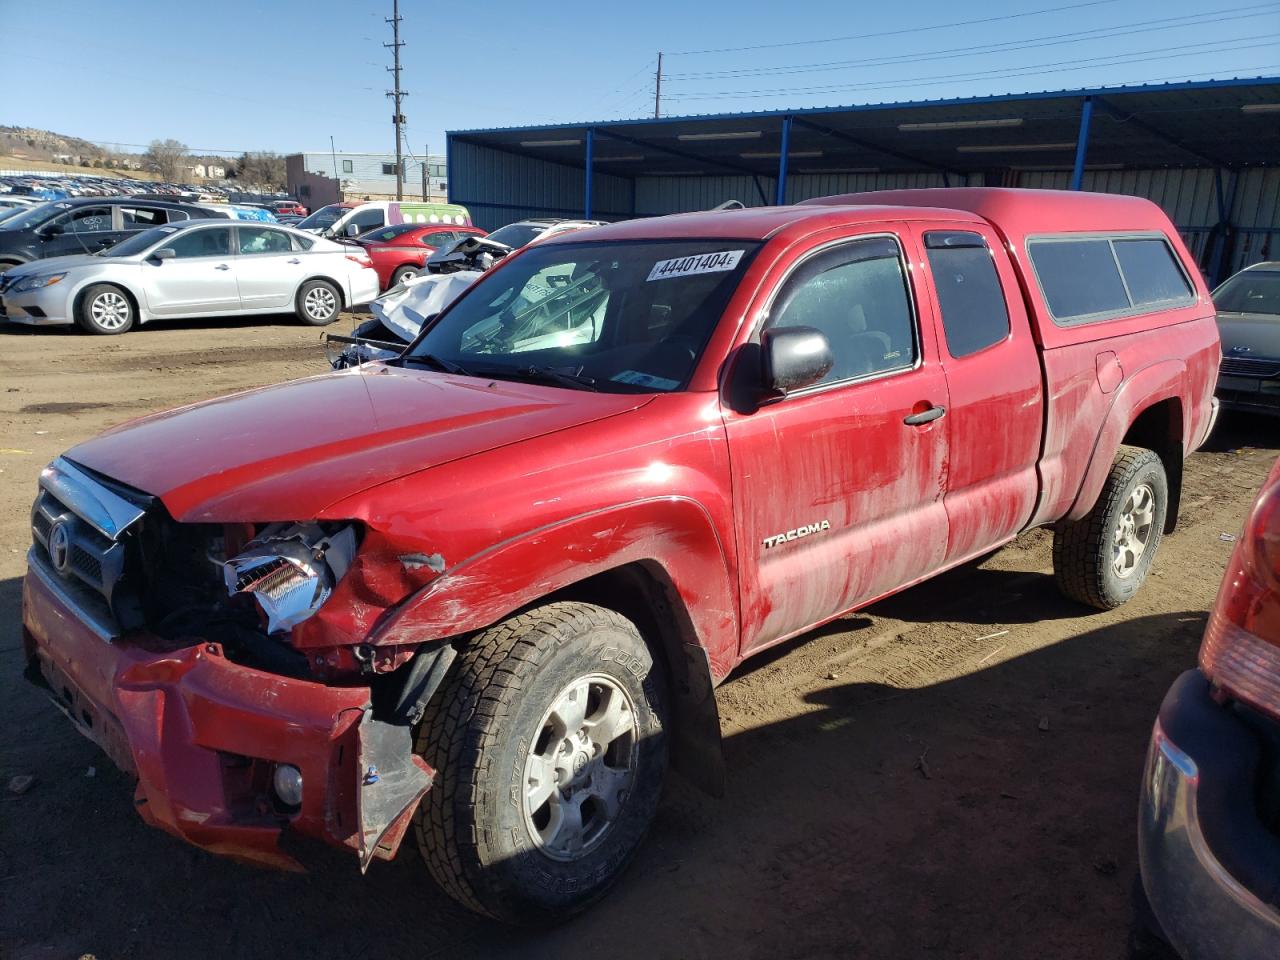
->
[766,238,917,386]
[59,206,113,234]
[119,206,170,228]
[348,208,385,232]
[166,227,232,258]
[237,227,293,255]
[924,231,1011,358]
[420,230,455,248]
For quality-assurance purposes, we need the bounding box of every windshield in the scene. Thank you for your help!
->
[295,204,344,231]
[362,223,420,243]
[485,223,546,249]
[1214,269,1280,317]
[100,225,176,258]
[406,239,761,393]
[0,201,62,231]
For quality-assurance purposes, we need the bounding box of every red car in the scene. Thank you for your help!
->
[266,200,308,217]
[23,189,1218,924]
[1137,455,1280,958]
[357,223,488,289]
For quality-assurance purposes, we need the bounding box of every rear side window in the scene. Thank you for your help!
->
[1113,239,1193,306]
[1028,235,1193,324]
[924,232,1010,358]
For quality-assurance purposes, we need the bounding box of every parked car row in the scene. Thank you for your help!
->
[0,219,379,333]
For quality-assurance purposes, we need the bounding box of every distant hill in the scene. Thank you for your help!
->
[0,126,109,164]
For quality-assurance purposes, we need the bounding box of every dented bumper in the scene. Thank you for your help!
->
[22,552,432,871]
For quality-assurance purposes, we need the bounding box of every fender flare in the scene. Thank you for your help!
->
[1066,358,1186,523]
[371,496,740,676]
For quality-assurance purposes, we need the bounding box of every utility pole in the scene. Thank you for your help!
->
[422,142,429,201]
[329,135,340,201]
[654,52,663,119]
[385,0,406,200]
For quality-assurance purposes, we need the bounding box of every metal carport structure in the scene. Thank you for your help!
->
[446,76,1280,283]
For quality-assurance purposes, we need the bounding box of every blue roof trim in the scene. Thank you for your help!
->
[447,75,1280,137]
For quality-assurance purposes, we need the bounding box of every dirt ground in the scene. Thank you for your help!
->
[0,315,1276,960]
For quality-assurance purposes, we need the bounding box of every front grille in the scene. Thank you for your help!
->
[1221,356,1280,378]
[29,461,151,619]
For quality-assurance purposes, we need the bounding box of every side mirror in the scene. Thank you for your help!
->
[151,247,176,262]
[344,223,361,237]
[39,223,63,238]
[762,326,834,396]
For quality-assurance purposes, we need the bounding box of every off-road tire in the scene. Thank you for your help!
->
[390,265,419,288]
[1054,445,1168,609]
[294,279,342,325]
[413,601,669,924]
[76,283,135,334]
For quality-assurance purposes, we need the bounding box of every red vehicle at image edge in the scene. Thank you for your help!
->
[22,188,1220,924]
[1137,455,1280,958]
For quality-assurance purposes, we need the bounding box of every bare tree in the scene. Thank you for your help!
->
[233,151,286,190]
[144,138,189,181]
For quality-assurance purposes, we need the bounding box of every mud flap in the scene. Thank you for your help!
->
[355,709,433,872]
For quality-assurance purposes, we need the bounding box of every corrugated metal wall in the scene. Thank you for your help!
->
[449,140,631,230]
[1016,166,1278,275]
[632,171,967,215]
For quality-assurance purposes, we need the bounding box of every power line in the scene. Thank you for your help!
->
[667,0,1123,56]
[667,3,1280,81]
[662,62,1280,107]
[663,34,1280,101]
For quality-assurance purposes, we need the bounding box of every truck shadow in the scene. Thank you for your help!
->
[0,564,1202,960]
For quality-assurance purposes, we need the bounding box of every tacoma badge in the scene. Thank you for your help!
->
[762,520,831,549]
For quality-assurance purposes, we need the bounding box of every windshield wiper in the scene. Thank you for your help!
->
[401,353,472,376]
[476,363,598,391]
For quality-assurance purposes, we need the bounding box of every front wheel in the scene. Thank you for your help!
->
[295,279,341,325]
[77,283,134,334]
[414,601,668,924]
[1054,445,1168,609]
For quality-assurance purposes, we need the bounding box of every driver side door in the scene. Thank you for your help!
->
[723,232,951,654]
[39,205,120,257]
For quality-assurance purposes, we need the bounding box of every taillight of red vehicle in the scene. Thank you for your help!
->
[1200,461,1280,717]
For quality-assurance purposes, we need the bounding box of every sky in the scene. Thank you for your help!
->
[3,0,1278,159]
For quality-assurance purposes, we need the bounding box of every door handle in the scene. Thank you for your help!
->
[904,405,946,425]
[287,257,301,264]
[215,263,230,271]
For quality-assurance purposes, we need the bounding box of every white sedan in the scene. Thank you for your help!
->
[0,220,380,334]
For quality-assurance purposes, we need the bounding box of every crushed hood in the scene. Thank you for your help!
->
[67,366,649,522]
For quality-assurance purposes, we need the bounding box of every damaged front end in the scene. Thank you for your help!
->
[23,457,442,872]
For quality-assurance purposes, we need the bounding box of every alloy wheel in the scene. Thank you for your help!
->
[1112,482,1156,579]
[522,674,638,862]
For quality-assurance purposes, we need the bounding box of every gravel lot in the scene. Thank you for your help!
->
[1,315,1277,960]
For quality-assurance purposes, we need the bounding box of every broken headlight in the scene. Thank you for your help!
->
[223,522,358,634]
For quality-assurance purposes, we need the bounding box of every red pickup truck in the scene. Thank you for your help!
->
[22,188,1219,923]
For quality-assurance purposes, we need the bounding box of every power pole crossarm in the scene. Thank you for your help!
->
[385,0,407,201]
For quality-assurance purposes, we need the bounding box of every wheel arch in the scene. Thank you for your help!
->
[1067,360,1187,533]
[365,499,738,795]
[74,280,143,327]
[298,274,347,309]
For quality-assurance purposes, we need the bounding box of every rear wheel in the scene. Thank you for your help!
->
[390,265,419,288]
[76,283,134,335]
[295,279,341,325]
[413,601,668,924]
[1054,445,1168,609]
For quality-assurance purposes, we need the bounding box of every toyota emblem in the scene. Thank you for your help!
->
[48,520,71,574]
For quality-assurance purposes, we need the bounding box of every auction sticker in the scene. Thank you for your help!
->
[647,250,744,282]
